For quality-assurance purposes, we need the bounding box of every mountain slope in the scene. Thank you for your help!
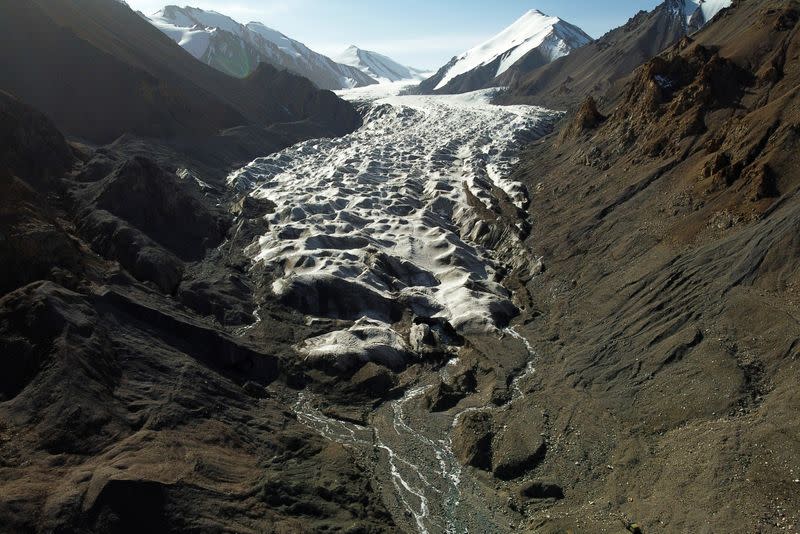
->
[416,9,592,95]
[0,89,396,533]
[335,46,426,83]
[148,6,377,90]
[0,0,360,161]
[498,0,732,108]
[499,0,800,530]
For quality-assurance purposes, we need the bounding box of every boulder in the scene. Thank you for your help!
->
[492,410,547,480]
[451,411,493,470]
[518,480,564,500]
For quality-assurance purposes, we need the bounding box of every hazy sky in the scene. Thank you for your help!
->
[126,1,663,69]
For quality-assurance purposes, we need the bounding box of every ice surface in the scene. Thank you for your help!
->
[148,16,213,57]
[229,89,557,365]
[693,0,732,23]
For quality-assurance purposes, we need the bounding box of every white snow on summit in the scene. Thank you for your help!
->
[148,12,214,57]
[336,45,428,83]
[682,0,732,26]
[434,9,592,91]
[146,6,377,89]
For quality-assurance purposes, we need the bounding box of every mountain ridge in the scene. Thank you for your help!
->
[148,5,378,90]
[335,45,427,83]
[415,9,592,95]
[497,0,732,108]
[0,0,361,175]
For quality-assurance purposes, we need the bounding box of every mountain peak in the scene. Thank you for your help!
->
[419,8,591,93]
[522,8,548,18]
[335,46,425,83]
[146,5,378,89]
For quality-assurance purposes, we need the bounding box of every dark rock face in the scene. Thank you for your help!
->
[277,275,403,322]
[559,96,605,140]
[348,362,397,396]
[0,91,73,190]
[491,411,547,480]
[70,155,235,293]
[519,481,564,500]
[451,411,494,470]
[425,369,477,412]
[499,1,800,530]
[0,282,394,533]
[0,26,391,531]
[81,156,229,261]
[0,92,84,294]
[77,209,184,294]
[492,432,547,480]
[0,176,84,295]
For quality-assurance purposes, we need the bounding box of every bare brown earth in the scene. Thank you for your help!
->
[491,0,800,531]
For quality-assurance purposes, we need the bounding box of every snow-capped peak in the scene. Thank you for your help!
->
[433,9,592,91]
[335,45,426,83]
[145,5,378,90]
[668,0,732,29]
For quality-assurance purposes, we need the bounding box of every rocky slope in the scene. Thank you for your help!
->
[147,6,377,90]
[498,0,732,109]
[0,87,398,534]
[492,0,800,530]
[415,9,592,95]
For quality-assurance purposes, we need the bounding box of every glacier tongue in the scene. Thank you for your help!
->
[229,88,557,366]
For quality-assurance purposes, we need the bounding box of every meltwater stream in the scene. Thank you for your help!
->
[293,325,538,534]
[231,87,556,533]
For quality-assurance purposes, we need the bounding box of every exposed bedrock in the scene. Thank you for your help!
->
[72,156,233,294]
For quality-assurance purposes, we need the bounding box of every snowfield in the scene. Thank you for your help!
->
[229,88,558,368]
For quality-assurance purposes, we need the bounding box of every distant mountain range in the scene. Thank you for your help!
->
[145,6,375,90]
[144,6,425,91]
[335,45,428,83]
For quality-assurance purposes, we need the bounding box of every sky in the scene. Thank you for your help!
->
[126,1,664,69]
